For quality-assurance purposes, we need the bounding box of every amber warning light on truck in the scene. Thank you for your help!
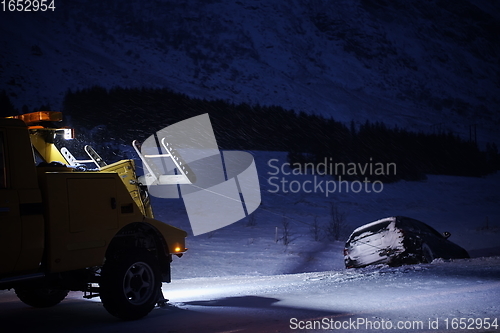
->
[8,111,75,140]
[7,110,62,124]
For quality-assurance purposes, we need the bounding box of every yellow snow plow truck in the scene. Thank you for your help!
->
[0,111,187,320]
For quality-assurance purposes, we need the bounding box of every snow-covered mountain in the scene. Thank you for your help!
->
[1,0,499,143]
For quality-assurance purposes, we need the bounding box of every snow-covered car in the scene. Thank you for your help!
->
[343,216,469,268]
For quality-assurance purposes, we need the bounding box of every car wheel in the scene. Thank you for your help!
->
[421,243,434,263]
[99,249,161,320]
[15,288,69,308]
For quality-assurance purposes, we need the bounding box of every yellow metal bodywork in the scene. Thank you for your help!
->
[99,160,154,219]
[30,129,68,164]
[0,118,45,276]
[38,170,186,273]
[28,125,153,219]
[1,112,187,276]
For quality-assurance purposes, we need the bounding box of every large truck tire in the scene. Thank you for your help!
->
[99,249,161,320]
[15,288,69,308]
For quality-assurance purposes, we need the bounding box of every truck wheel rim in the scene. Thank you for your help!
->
[122,262,155,305]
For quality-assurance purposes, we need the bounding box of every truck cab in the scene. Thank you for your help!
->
[0,111,187,320]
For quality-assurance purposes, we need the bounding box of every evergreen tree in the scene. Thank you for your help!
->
[0,90,17,117]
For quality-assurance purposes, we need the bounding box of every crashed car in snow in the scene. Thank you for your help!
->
[344,216,469,268]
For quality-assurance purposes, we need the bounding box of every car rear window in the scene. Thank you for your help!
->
[349,220,392,240]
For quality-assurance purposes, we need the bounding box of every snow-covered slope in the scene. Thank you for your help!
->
[1,0,499,144]
[145,151,500,279]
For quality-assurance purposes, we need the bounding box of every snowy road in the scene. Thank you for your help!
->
[1,257,499,333]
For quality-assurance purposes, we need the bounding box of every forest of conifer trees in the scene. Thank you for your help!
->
[2,87,498,181]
